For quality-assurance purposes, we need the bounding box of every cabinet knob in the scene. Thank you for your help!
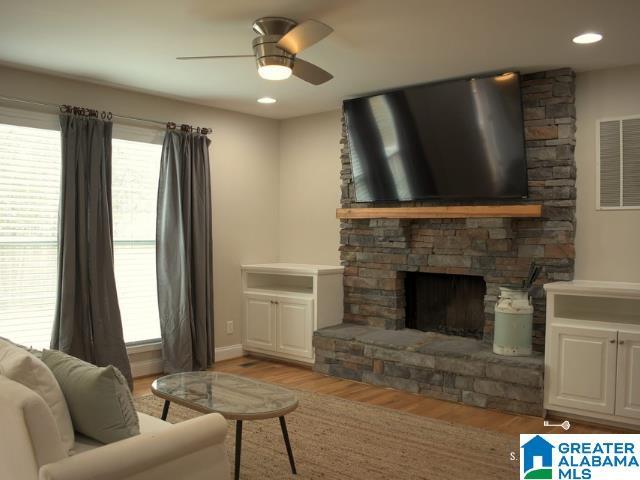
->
[619,340,625,345]
[610,339,616,343]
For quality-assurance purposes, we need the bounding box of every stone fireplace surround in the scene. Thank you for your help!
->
[313,68,577,415]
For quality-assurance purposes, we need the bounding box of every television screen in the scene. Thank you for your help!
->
[343,73,528,202]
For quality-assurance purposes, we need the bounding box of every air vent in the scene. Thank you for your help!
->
[597,116,640,209]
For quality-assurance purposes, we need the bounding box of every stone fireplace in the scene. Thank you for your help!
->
[313,68,577,415]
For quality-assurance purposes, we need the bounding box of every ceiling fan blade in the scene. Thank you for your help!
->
[176,55,254,60]
[292,58,333,85]
[276,19,333,55]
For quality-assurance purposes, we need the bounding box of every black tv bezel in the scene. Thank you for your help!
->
[343,71,529,203]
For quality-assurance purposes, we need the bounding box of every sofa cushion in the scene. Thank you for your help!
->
[71,413,172,456]
[42,349,140,444]
[0,339,75,454]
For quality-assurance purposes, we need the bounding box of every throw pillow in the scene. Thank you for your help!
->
[0,338,75,454]
[41,349,140,444]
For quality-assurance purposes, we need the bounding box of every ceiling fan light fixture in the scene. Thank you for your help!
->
[258,65,291,80]
[258,64,292,81]
[179,17,333,85]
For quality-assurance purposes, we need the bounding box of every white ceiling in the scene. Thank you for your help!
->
[1,0,639,119]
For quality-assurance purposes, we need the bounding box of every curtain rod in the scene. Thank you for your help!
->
[0,94,212,134]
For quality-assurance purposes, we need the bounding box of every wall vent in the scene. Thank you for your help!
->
[597,116,640,209]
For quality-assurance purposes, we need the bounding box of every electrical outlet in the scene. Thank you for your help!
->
[226,321,234,334]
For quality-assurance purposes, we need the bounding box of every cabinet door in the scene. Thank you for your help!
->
[275,296,314,359]
[243,293,276,352]
[547,325,618,414]
[615,331,640,419]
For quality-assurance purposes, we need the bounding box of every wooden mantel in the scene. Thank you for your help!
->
[336,204,542,219]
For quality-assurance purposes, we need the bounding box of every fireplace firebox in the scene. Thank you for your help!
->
[404,272,486,338]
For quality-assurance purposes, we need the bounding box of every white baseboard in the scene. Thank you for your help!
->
[215,344,244,362]
[130,343,244,378]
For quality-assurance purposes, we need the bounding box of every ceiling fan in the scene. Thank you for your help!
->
[177,17,334,85]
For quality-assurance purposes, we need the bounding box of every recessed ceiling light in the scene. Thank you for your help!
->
[257,97,277,104]
[572,32,603,44]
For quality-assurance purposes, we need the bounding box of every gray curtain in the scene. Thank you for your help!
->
[51,114,133,389]
[156,129,214,373]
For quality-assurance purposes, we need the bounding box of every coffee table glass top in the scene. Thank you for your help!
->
[151,371,299,420]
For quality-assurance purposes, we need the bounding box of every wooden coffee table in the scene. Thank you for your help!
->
[151,371,298,480]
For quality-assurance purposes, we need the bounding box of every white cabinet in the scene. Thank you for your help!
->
[241,263,343,364]
[243,293,276,352]
[546,325,618,414]
[544,281,640,427]
[276,297,314,358]
[616,331,640,419]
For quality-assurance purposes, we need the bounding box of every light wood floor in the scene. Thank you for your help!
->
[134,355,628,436]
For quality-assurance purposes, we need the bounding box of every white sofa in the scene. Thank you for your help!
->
[0,374,230,480]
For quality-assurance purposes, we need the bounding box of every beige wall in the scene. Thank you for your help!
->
[0,65,280,349]
[575,65,640,282]
[11,62,638,362]
[278,110,342,265]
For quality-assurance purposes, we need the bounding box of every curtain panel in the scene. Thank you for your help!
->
[51,114,133,388]
[156,129,214,373]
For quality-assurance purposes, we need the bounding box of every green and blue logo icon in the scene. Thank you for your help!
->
[521,435,554,479]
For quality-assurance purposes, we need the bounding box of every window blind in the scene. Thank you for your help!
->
[0,122,164,348]
[0,124,61,349]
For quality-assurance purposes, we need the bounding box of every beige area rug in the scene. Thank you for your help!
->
[135,389,519,480]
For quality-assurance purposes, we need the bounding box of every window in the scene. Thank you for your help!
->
[112,137,162,343]
[0,111,163,348]
[0,122,61,349]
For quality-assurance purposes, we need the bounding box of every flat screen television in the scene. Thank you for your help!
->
[343,72,528,202]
